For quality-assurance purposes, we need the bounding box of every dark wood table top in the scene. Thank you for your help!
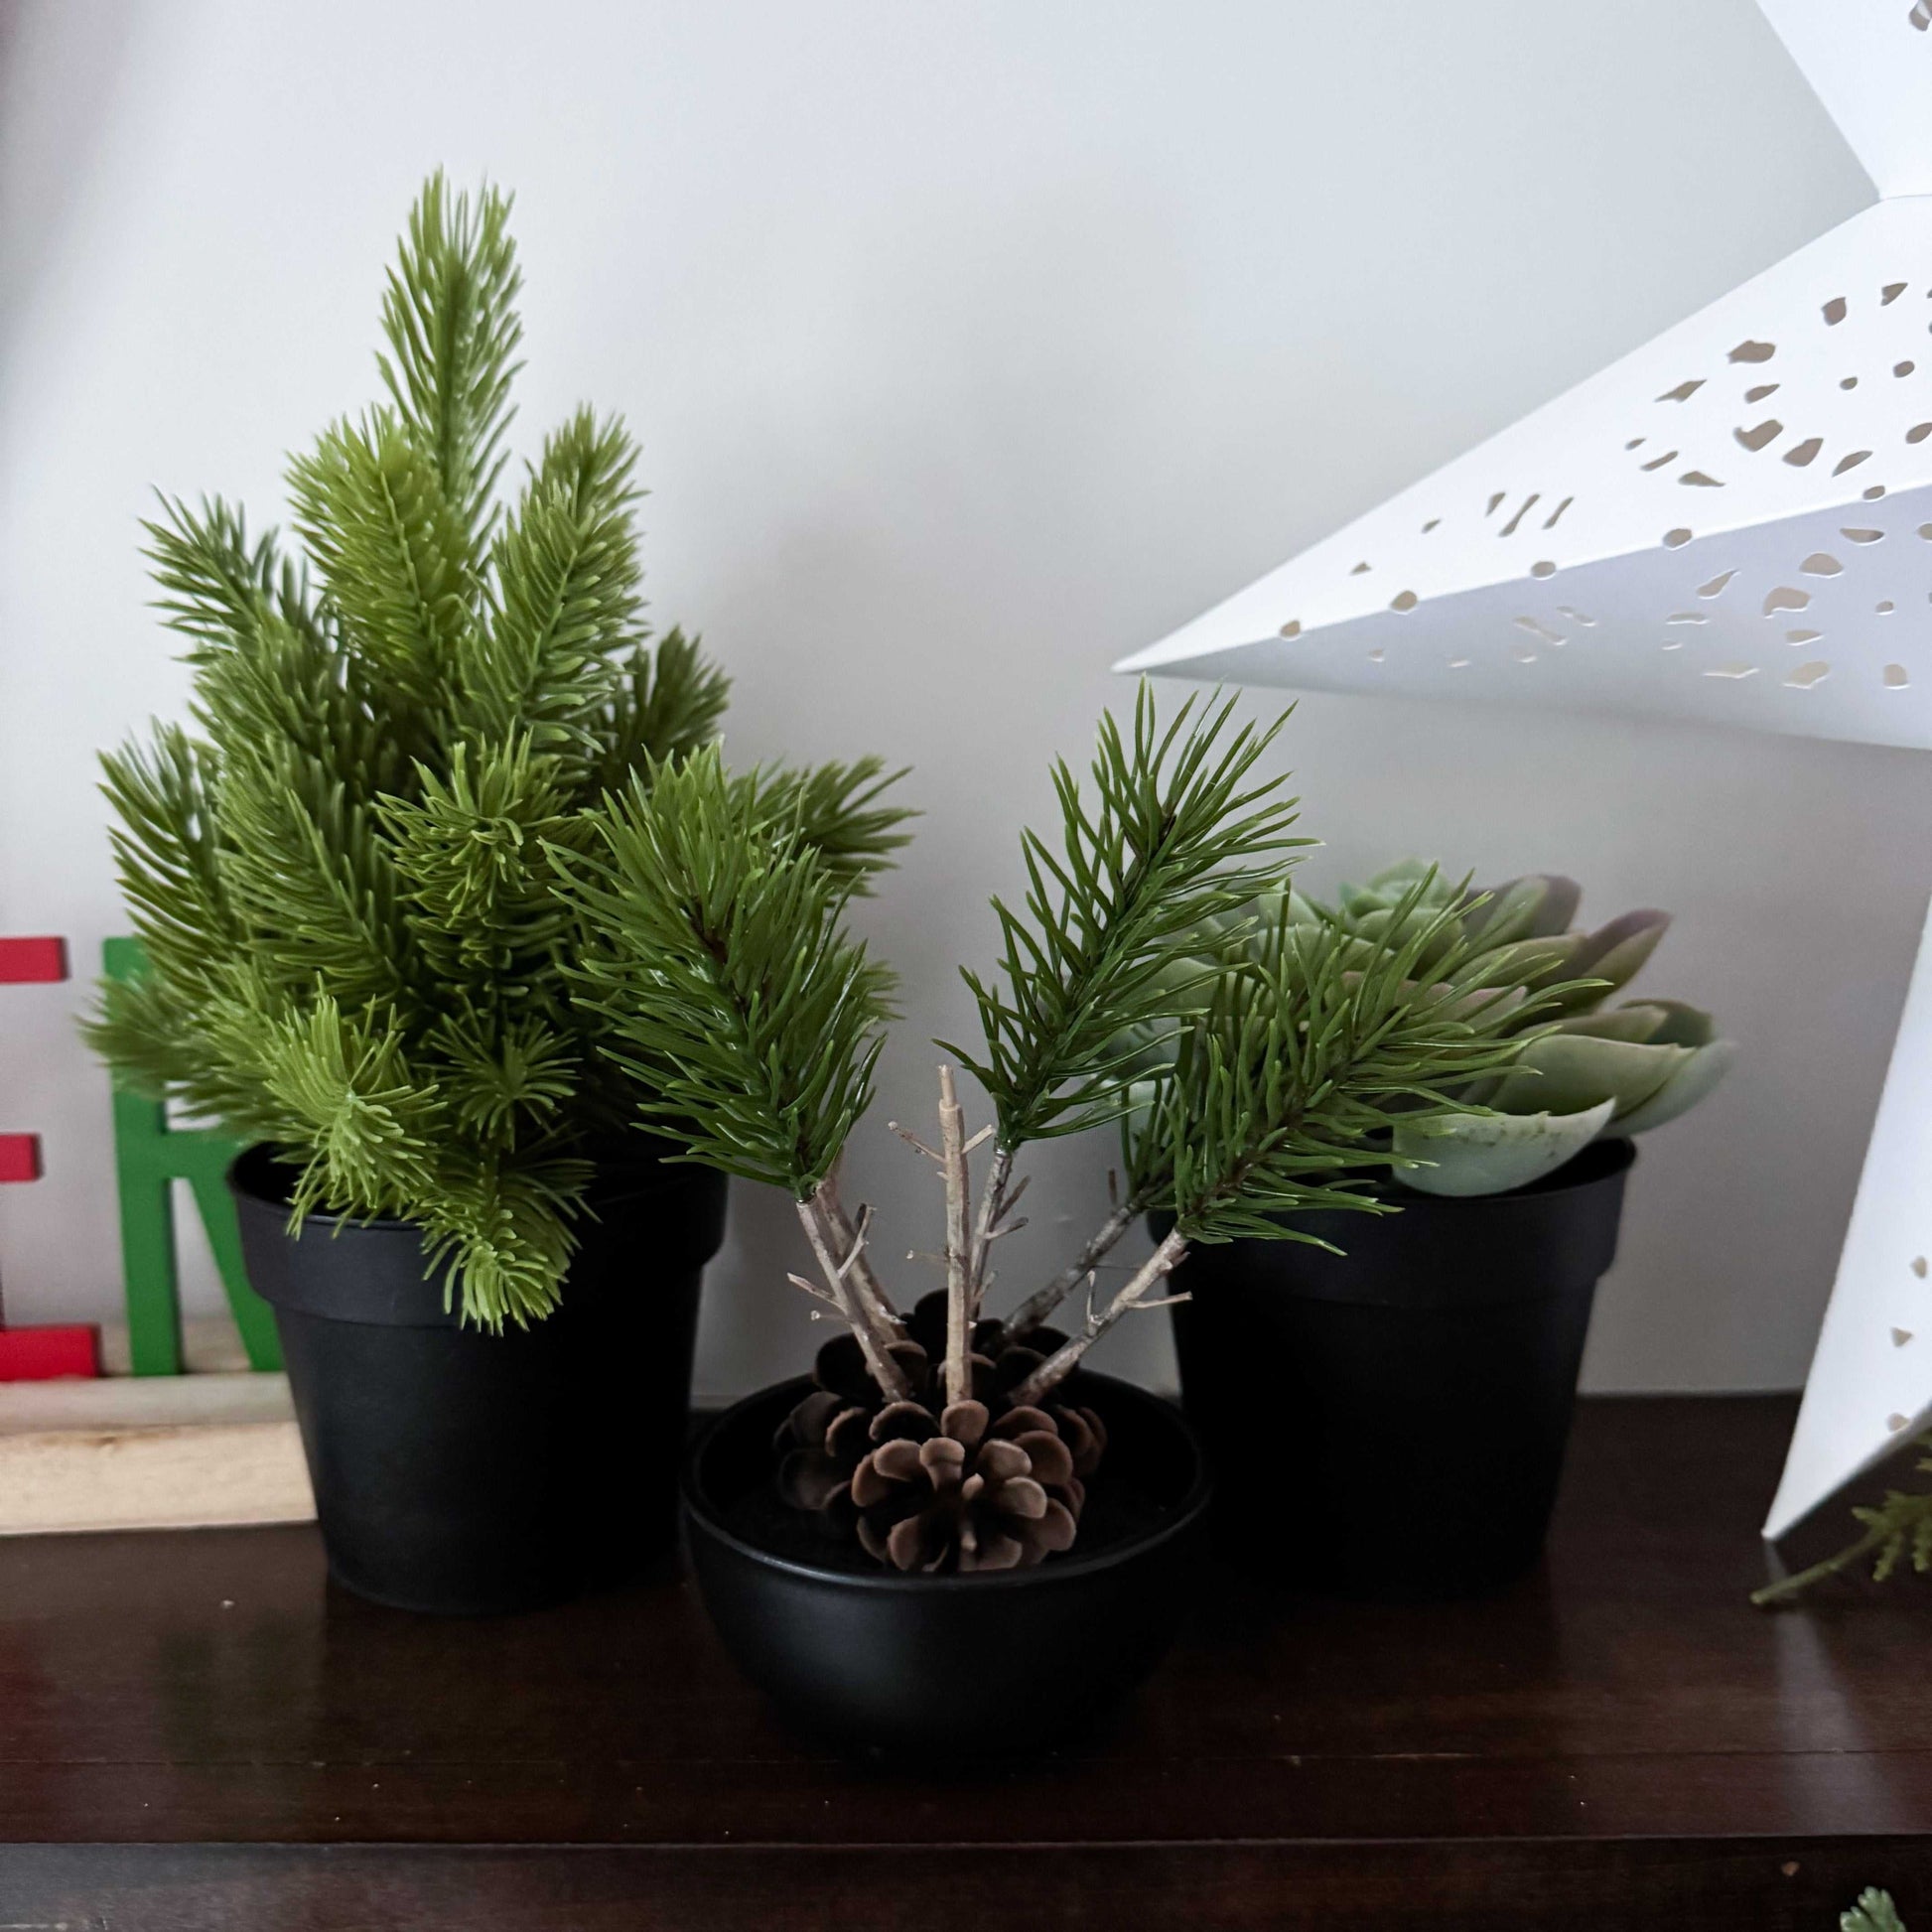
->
[0,1394,1926,1929]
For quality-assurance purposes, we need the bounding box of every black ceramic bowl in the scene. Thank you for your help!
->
[683,1371,1211,1758]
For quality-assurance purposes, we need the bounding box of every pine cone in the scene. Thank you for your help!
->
[900,1289,1004,1365]
[981,1327,1110,1481]
[772,1331,932,1513]
[773,1294,1007,1513]
[848,1397,1082,1574]
[772,1294,1109,1570]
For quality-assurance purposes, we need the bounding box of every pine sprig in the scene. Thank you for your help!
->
[559,748,897,1195]
[97,727,236,1005]
[730,756,915,897]
[378,738,575,998]
[1131,874,1572,1241]
[215,753,414,1016]
[1753,1441,1932,1607]
[287,408,474,729]
[946,687,1310,1151]
[588,627,732,792]
[146,498,396,786]
[463,408,645,755]
[376,171,523,551]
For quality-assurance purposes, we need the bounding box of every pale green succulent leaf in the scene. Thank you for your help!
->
[1519,874,1582,939]
[1545,908,1669,1014]
[1357,857,1443,899]
[1466,873,1581,947]
[1555,1004,1669,1044]
[1634,997,1718,1049]
[1394,1099,1615,1197]
[1612,1036,1735,1135]
[1494,1032,1690,1118]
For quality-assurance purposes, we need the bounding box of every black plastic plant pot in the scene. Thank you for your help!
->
[683,1372,1211,1759]
[1165,1137,1635,1601]
[228,1146,729,1616]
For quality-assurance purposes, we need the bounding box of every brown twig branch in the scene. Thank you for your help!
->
[967,1144,1016,1321]
[819,1168,903,1340]
[937,1065,973,1407]
[796,1189,910,1401]
[888,1121,941,1163]
[1003,1194,1144,1340]
[1007,1228,1190,1407]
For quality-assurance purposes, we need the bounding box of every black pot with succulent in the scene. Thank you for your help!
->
[1150,861,1735,1599]
[85,176,909,1616]
[558,688,1587,1753]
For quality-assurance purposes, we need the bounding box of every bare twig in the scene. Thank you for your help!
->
[819,1168,903,1339]
[1003,1195,1143,1339]
[797,1189,910,1401]
[888,1122,942,1163]
[937,1065,973,1407]
[835,1201,874,1273]
[1008,1228,1189,1406]
[967,1144,1016,1321]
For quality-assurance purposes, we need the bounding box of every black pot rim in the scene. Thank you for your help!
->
[226,1141,722,1232]
[683,1370,1212,1595]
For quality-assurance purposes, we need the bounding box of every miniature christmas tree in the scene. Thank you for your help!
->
[86,175,908,1327]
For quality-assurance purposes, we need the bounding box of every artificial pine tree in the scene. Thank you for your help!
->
[87,175,907,1328]
[562,687,1581,1572]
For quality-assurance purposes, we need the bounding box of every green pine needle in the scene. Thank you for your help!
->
[588,627,733,793]
[462,408,646,756]
[375,170,523,551]
[945,686,1310,1151]
[559,747,898,1196]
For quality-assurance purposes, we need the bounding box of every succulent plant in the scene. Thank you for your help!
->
[1295,862,1734,1196]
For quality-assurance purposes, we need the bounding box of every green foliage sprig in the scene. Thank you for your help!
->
[1754,1439,1932,1608]
[1846,1890,1908,1932]
[88,174,908,1326]
[944,688,1309,1153]
[1128,881,1574,1244]
[559,747,900,1197]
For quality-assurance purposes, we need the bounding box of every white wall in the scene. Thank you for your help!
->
[0,0,1912,1398]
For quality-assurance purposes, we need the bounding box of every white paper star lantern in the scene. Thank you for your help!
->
[1116,0,1932,1539]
